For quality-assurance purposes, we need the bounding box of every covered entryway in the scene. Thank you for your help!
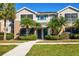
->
[20,27,48,39]
[20,28,35,36]
[20,28,26,36]
[37,28,48,39]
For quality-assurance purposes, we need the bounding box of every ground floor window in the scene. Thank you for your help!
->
[20,28,48,39]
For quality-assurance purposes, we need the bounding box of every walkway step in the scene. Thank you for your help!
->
[3,40,38,56]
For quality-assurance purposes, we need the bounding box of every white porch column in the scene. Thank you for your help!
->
[34,30,37,38]
[48,28,51,35]
[41,28,44,40]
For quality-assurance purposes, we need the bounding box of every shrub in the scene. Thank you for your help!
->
[51,35,60,40]
[45,35,60,40]
[0,35,3,40]
[0,33,14,40]
[45,32,69,40]
[0,32,4,35]
[19,34,37,40]
[6,33,14,40]
[70,34,79,39]
[45,35,51,40]
[59,32,69,39]
[70,34,74,39]
[75,34,79,39]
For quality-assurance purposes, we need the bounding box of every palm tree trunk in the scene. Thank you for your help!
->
[4,19,7,40]
[58,25,65,35]
[52,28,57,35]
[34,29,37,38]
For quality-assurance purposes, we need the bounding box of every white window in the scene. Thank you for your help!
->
[37,15,48,20]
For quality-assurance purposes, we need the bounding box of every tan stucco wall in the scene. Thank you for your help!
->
[14,20,20,39]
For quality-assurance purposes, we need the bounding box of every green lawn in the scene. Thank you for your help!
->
[27,44,79,56]
[37,39,79,43]
[0,40,32,43]
[0,45,16,55]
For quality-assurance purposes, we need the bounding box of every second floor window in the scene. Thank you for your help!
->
[37,15,47,20]
[21,14,33,20]
[65,13,78,23]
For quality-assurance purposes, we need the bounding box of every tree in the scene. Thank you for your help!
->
[0,3,3,19]
[34,22,41,38]
[58,16,67,35]
[74,19,79,29]
[0,3,16,40]
[74,19,79,33]
[48,16,67,35]
[48,17,60,35]
[21,17,35,35]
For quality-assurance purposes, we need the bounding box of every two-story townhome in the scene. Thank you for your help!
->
[0,5,79,39]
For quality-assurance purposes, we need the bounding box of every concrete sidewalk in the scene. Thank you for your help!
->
[3,40,39,56]
[36,42,79,44]
[0,43,21,45]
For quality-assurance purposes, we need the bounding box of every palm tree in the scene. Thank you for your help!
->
[0,3,16,40]
[21,17,34,35]
[74,19,79,28]
[74,19,79,33]
[34,22,41,38]
[58,16,67,35]
[48,16,67,35]
[48,17,60,35]
[0,3,3,19]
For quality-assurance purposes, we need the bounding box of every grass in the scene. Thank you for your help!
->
[37,39,79,43]
[0,40,32,43]
[0,45,16,55]
[27,44,79,56]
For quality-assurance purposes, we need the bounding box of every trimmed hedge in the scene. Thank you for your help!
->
[0,33,14,40]
[45,33,69,40]
[19,34,37,40]
[60,32,69,39]
[45,35,60,40]
[70,34,79,39]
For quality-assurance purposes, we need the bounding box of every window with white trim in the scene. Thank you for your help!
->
[65,13,78,23]
[37,15,48,20]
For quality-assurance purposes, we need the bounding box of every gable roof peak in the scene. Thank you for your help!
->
[17,7,37,14]
[57,5,79,13]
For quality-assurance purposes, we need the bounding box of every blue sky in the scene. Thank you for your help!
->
[16,3,79,12]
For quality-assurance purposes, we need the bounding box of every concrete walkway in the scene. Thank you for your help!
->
[3,40,39,56]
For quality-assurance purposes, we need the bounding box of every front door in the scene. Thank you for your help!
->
[20,28,26,36]
[37,29,42,39]
[43,28,48,39]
